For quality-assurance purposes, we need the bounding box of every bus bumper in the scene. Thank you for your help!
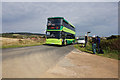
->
[46,39,62,45]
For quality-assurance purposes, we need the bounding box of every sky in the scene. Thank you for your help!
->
[1,0,120,2]
[2,2,118,37]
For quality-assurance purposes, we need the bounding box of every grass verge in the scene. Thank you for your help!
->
[74,43,119,60]
[2,43,43,48]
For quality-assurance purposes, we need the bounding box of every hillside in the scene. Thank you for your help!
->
[1,32,46,39]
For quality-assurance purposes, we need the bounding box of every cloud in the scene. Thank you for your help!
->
[2,2,118,37]
[0,2,2,33]
[2,0,120,2]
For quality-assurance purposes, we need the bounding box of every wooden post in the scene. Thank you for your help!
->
[87,32,91,42]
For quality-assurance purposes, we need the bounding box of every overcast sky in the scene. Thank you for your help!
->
[2,2,118,37]
[1,0,120,2]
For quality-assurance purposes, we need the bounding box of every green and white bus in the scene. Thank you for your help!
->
[46,17,75,45]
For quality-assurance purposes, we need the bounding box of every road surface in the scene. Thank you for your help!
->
[2,45,74,78]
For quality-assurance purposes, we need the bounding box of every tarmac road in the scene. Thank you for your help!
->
[2,45,74,78]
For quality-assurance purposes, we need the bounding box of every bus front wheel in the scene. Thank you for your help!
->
[62,40,67,46]
[72,41,75,45]
[64,40,67,46]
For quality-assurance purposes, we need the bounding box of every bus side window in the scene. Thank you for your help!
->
[61,32,64,36]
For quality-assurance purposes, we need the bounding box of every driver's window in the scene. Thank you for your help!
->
[46,32,50,36]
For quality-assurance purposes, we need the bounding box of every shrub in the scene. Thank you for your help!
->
[100,38,120,52]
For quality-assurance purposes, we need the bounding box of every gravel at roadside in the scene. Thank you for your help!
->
[40,49,118,78]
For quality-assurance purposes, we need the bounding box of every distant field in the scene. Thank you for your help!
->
[1,37,45,48]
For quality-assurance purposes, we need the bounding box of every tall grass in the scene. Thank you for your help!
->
[1,37,46,48]
[74,42,93,54]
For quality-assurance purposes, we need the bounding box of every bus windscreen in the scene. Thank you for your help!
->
[47,19,62,26]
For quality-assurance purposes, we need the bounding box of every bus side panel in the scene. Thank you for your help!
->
[63,27,75,34]
[66,39,75,44]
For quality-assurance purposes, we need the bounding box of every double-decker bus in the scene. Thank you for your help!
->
[46,17,75,45]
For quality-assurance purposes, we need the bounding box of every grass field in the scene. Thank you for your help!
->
[1,37,45,48]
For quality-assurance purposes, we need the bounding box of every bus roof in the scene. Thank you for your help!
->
[48,17,64,19]
[48,17,75,28]
[63,19,75,28]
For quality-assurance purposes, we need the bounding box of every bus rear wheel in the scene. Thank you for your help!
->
[72,41,75,45]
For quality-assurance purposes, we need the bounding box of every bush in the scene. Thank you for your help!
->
[107,35,118,40]
[100,38,120,52]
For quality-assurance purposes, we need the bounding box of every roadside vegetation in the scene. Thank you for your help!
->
[74,35,120,60]
[1,32,46,48]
